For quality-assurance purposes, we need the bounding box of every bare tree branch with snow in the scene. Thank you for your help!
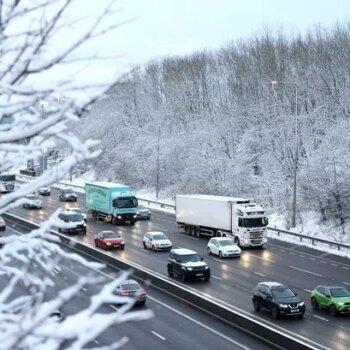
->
[0,0,152,348]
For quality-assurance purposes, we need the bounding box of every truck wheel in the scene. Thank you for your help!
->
[184,225,190,235]
[234,237,240,246]
[190,227,195,236]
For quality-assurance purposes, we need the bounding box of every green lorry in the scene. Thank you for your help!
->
[85,182,138,225]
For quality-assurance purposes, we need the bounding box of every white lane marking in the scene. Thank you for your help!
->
[81,262,250,349]
[289,265,322,277]
[245,253,276,263]
[320,261,327,264]
[304,289,312,293]
[299,255,305,258]
[211,275,222,280]
[110,305,119,311]
[254,272,266,277]
[93,339,99,344]
[280,249,285,253]
[140,248,150,253]
[151,331,166,341]
[151,225,168,232]
[81,287,87,291]
[313,315,329,322]
[331,263,338,267]
[213,258,222,263]
[289,252,295,255]
[179,234,199,241]
[309,257,316,261]
[149,298,251,350]
[342,266,349,270]
[342,282,350,286]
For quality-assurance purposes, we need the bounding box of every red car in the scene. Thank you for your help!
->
[94,230,125,250]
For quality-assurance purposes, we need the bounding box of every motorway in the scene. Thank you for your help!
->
[2,224,270,350]
[6,188,350,350]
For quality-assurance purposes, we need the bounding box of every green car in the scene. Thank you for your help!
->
[311,285,350,316]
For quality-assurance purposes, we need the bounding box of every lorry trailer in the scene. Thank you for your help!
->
[176,195,268,247]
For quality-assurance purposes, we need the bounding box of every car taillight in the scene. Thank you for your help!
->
[120,291,129,296]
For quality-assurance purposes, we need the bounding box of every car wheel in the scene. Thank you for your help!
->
[182,273,188,282]
[234,237,240,246]
[253,299,261,312]
[219,251,223,259]
[297,313,304,319]
[143,242,147,249]
[152,245,156,252]
[120,245,125,250]
[311,297,318,310]
[272,306,279,319]
[204,273,210,282]
[167,265,173,277]
[138,300,146,306]
[207,247,211,255]
[329,304,337,317]
[94,240,97,247]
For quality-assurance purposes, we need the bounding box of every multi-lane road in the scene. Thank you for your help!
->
[2,225,269,350]
[6,188,350,350]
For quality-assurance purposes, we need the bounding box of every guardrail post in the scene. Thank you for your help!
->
[300,236,302,242]
[312,239,315,245]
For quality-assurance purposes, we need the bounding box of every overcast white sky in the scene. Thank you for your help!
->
[113,0,348,63]
[61,0,350,83]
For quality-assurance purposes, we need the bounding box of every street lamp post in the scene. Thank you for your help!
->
[271,81,298,227]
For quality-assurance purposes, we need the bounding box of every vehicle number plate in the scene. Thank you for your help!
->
[290,309,299,313]
[196,273,203,276]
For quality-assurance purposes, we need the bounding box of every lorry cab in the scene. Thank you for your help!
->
[231,202,268,247]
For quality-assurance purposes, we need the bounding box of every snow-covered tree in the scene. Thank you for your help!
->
[0,1,152,348]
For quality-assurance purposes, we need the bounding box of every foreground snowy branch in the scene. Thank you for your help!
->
[0,0,152,348]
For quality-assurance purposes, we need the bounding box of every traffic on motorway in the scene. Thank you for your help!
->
[2,182,350,349]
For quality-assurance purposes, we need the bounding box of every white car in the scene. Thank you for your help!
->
[0,216,6,231]
[143,231,172,251]
[67,207,87,221]
[207,237,241,258]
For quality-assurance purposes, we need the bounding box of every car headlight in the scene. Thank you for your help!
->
[279,304,289,308]
[337,302,345,305]
[298,302,305,307]
[204,266,209,270]
[133,214,137,218]
[120,240,125,244]
[117,216,122,219]
[106,242,112,245]
[186,267,193,271]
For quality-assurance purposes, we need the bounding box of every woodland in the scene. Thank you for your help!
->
[78,23,350,237]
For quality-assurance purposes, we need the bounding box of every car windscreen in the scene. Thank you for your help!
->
[179,254,201,263]
[242,217,268,228]
[330,287,350,298]
[0,175,15,181]
[218,239,235,246]
[153,234,166,240]
[138,205,146,209]
[102,232,120,239]
[71,208,83,213]
[271,288,295,299]
[64,189,74,194]
[122,283,141,291]
[67,214,83,222]
[27,195,40,200]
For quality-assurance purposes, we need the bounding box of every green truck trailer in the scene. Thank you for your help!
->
[85,182,138,225]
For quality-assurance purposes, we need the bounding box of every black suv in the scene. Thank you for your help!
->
[167,248,210,282]
[58,211,86,234]
[252,282,305,319]
[59,189,77,202]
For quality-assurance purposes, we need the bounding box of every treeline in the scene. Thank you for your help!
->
[77,23,350,237]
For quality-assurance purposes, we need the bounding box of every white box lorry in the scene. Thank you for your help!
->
[176,195,268,247]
